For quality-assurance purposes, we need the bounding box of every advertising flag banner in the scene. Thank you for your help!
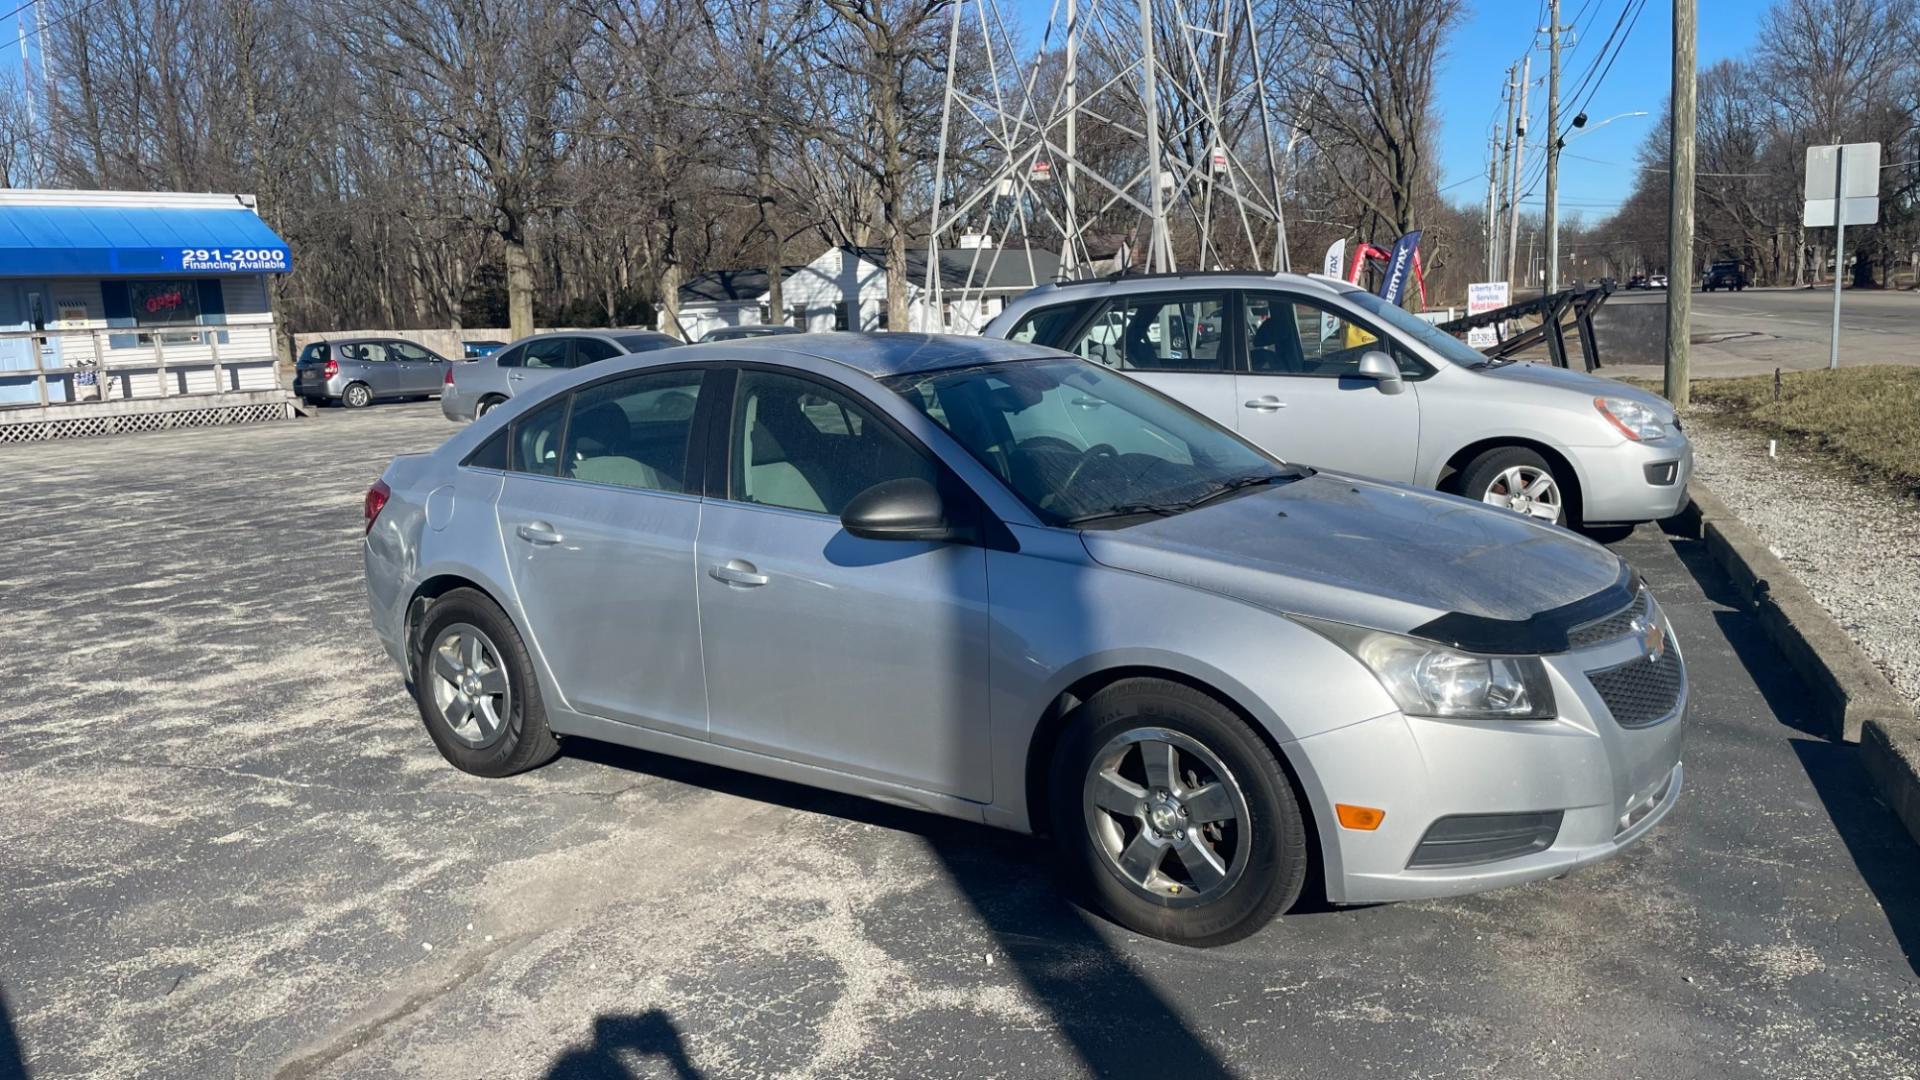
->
[1378,231,1423,306]
[1322,238,1345,280]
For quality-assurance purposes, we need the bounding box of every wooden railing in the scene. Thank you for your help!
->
[0,327,277,408]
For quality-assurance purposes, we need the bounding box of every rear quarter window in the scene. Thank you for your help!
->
[1006,301,1093,347]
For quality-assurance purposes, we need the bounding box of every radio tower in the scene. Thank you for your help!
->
[923,0,1296,320]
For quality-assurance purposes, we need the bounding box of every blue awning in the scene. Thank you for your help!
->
[0,204,292,277]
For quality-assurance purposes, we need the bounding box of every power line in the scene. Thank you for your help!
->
[0,0,105,55]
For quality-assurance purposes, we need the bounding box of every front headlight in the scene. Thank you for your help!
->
[1295,617,1557,721]
[1594,396,1669,441]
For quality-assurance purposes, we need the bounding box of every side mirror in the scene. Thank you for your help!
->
[1356,350,1405,395]
[840,477,961,542]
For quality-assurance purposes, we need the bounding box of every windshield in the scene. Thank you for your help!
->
[1338,289,1487,368]
[888,356,1299,527]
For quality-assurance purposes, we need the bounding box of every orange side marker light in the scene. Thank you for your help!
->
[1336,804,1386,831]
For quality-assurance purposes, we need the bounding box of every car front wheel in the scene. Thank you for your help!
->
[1050,678,1308,947]
[1461,446,1569,526]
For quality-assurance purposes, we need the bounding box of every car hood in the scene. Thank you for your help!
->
[1477,361,1675,418]
[1079,473,1629,648]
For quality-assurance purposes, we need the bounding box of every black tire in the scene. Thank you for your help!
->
[1457,445,1572,527]
[476,394,507,418]
[342,382,374,409]
[411,587,560,777]
[1049,678,1308,947]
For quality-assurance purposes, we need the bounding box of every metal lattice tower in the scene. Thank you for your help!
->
[924,0,1295,318]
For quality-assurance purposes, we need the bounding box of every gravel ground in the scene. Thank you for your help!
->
[1687,414,1920,711]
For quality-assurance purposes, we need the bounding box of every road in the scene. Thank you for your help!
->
[1,403,1916,1080]
[1607,286,1920,375]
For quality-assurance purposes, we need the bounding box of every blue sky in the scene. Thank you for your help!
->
[1435,0,1767,222]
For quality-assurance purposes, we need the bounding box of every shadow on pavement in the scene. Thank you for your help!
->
[1791,740,1920,977]
[559,739,1239,1079]
[1661,527,1920,976]
[0,988,27,1080]
[545,1010,702,1080]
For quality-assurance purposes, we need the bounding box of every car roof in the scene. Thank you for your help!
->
[1013,269,1361,302]
[689,331,1050,377]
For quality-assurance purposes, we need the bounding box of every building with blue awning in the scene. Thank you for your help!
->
[0,190,296,437]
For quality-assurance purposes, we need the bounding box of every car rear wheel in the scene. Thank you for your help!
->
[413,588,560,777]
[1461,446,1568,526]
[342,382,373,409]
[476,394,507,418]
[1050,678,1307,947]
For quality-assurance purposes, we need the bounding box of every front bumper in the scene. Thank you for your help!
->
[1578,432,1693,524]
[1291,630,1686,904]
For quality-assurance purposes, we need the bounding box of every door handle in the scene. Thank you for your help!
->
[1243,396,1287,412]
[507,372,525,381]
[709,559,769,587]
[515,521,564,545]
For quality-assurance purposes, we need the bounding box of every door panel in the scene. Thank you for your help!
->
[508,337,573,398]
[494,377,710,735]
[388,340,447,393]
[337,341,396,396]
[1060,292,1239,427]
[697,502,992,800]
[696,368,993,801]
[1235,291,1421,481]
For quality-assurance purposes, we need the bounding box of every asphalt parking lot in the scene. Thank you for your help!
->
[2,402,1916,1080]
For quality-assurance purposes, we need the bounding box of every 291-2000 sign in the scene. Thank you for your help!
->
[178,247,289,271]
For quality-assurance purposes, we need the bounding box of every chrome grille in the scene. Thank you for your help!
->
[1587,648,1684,728]
[1567,588,1649,650]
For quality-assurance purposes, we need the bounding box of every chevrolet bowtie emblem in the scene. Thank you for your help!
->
[1633,616,1666,663]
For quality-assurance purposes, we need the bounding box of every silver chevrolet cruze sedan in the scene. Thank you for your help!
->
[363,333,1686,945]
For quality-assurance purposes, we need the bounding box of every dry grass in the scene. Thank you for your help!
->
[1658,366,1920,492]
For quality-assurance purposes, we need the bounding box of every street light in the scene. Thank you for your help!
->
[1555,111,1650,150]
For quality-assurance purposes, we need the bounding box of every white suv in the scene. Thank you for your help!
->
[985,272,1690,528]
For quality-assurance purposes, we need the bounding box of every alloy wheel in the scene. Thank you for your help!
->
[428,622,512,747]
[1083,727,1252,907]
[1483,464,1563,522]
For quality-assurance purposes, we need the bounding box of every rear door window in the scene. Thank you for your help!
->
[337,341,387,364]
[571,338,622,367]
[510,395,570,477]
[1067,294,1230,372]
[521,338,572,370]
[560,369,705,492]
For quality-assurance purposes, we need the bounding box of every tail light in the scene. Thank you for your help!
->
[444,365,455,387]
[324,358,339,378]
[364,479,391,535]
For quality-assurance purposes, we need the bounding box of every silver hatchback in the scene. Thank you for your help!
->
[295,337,453,408]
[364,333,1685,945]
[987,273,1693,528]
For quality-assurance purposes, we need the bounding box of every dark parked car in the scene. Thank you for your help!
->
[296,337,453,408]
[1625,274,1648,290]
[1703,263,1747,292]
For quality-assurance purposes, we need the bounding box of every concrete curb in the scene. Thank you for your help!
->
[1667,482,1920,848]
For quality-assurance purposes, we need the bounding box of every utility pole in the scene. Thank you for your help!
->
[1497,65,1516,283]
[1544,0,1563,293]
[1486,137,1500,281]
[1506,54,1531,289]
[1664,0,1695,406]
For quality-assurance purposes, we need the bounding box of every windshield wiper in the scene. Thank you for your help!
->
[1065,467,1313,527]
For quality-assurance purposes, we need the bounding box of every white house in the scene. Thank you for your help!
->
[661,265,804,341]
[762,245,1063,334]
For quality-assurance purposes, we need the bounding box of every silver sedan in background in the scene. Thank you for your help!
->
[366,333,1686,945]
[441,328,681,420]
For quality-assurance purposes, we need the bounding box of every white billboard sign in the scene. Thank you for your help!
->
[1803,143,1881,227]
